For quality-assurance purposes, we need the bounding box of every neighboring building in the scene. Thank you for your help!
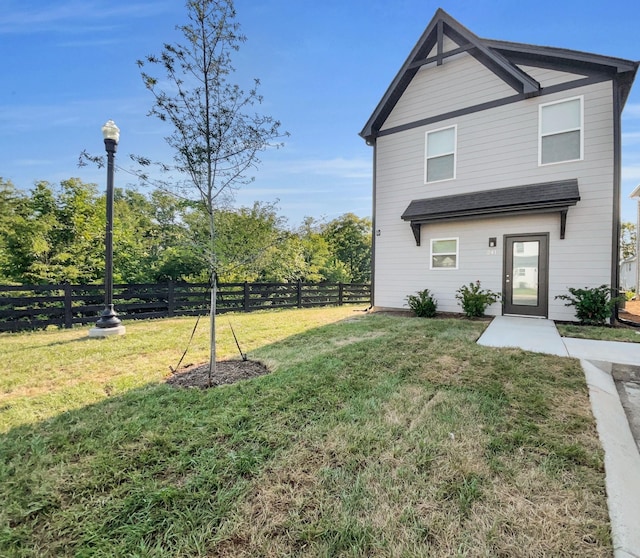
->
[360,9,638,321]
[620,256,637,293]
[631,184,640,296]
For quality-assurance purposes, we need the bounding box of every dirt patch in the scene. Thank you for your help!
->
[166,359,270,389]
[621,299,640,322]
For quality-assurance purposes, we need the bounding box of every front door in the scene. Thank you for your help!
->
[503,234,549,317]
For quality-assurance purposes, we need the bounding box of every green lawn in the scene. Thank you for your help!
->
[1,308,611,556]
[557,322,640,343]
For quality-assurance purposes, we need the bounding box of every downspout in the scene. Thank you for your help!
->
[368,137,377,310]
[612,75,622,323]
[614,78,640,328]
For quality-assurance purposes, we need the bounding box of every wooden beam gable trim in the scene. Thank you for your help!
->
[360,10,637,143]
[436,20,444,66]
[376,74,609,140]
[359,9,541,141]
[408,44,474,70]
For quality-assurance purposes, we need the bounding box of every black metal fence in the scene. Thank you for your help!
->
[0,281,371,332]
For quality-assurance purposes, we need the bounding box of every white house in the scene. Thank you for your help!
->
[360,9,638,321]
[620,256,637,292]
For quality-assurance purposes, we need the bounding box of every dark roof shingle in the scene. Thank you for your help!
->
[401,179,580,222]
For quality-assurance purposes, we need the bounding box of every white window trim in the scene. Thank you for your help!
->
[538,95,584,166]
[424,125,457,183]
[430,237,459,270]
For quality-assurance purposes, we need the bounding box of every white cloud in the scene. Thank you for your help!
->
[622,165,640,181]
[0,1,172,34]
[16,158,55,167]
[622,132,640,145]
[280,157,372,180]
[623,103,640,119]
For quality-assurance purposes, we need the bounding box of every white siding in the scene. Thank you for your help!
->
[517,64,588,88]
[381,53,516,131]
[427,34,460,58]
[374,58,615,321]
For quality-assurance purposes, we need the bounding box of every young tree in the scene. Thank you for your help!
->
[621,221,637,260]
[136,0,286,382]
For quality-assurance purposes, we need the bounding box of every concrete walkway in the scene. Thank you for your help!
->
[478,316,640,558]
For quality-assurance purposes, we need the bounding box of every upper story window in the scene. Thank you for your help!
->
[539,97,583,165]
[425,125,456,183]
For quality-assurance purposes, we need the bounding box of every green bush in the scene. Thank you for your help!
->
[455,281,501,318]
[555,285,623,325]
[406,289,438,317]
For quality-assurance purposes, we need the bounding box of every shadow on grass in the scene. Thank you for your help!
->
[1,314,409,555]
[0,314,605,556]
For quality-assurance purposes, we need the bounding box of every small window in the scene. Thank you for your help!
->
[539,97,583,165]
[425,126,456,182]
[431,238,458,269]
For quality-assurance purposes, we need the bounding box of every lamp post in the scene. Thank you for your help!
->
[89,120,126,337]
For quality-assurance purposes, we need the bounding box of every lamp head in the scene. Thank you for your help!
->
[101,120,120,144]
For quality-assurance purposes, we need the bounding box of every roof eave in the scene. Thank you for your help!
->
[360,12,638,142]
[359,9,542,141]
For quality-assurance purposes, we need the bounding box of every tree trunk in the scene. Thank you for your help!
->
[209,272,217,387]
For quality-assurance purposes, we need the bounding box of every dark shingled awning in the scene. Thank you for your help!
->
[401,179,580,245]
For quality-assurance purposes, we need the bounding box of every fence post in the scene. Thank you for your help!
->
[338,282,344,306]
[167,281,175,317]
[64,284,73,329]
[244,282,250,312]
[297,279,303,308]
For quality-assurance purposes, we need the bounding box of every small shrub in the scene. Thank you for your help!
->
[406,289,438,317]
[455,281,501,318]
[555,285,623,325]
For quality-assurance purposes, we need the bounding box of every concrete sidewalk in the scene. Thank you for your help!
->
[477,315,569,356]
[478,316,640,558]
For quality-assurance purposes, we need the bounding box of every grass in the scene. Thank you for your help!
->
[557,322,640,343]
[1,307,611,556]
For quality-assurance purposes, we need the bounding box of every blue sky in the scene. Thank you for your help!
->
[1,0,640,227]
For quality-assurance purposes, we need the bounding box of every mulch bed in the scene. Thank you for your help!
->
[620,299,640,325]
[166,359,271,389]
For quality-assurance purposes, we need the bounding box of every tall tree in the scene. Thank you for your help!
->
[0,179,28,283]
[297,217,333,282]
[322,213,372,283]
[0,180,103,284]
[136,0,286,382]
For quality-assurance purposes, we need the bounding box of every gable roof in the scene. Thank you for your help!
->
[360,9,638,143]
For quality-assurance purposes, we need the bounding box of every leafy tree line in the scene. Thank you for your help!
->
[0,177,371,286]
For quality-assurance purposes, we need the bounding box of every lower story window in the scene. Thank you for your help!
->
[431,237,458,269]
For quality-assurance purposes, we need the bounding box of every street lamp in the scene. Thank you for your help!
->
[89,120,126,337]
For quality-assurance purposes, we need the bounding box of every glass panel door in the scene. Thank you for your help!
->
[511,241,539,306]
[504,235,548,317]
